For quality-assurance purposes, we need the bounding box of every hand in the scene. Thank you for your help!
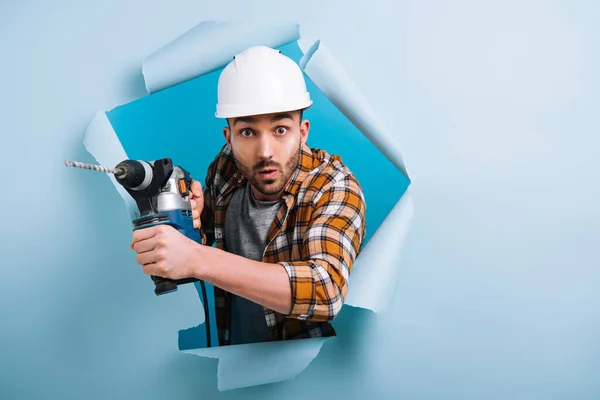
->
[130,224,199,280]
[190,180,203,229]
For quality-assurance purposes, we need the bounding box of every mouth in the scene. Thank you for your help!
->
[257,168,279,180]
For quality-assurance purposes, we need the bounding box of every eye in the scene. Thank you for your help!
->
[240,128,253,137]
[275,126,288,135]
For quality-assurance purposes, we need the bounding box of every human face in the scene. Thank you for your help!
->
[223,111,309,201]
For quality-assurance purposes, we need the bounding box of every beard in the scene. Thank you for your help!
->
[234,145,301,196]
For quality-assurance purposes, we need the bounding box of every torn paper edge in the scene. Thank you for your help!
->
[183,337,332,391]
[345,186,414,312]
[79,19,414,392]
[142,20,301,94]
[82,111,138,219]
[300,39,410,181]
[298,39,413,312]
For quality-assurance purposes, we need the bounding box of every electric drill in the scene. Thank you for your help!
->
[113,158,200,296]
[65,158,216,348]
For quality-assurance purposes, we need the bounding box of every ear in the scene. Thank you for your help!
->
[223,126,232,148]
[300,119,310,145]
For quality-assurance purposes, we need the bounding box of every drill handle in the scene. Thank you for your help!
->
[151,276,198,296]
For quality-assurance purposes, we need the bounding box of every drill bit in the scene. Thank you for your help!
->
[65,160,124,176]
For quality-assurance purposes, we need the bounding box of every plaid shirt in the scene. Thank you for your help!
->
[199,143,366,345]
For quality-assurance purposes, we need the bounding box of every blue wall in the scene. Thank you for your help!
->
[2,0,599,398]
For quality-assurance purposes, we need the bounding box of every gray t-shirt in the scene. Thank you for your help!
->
[224,183,282,345]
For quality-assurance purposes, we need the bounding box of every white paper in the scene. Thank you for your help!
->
[142,20,301,93]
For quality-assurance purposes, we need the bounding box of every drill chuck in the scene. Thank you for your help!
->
[114,160,153,191]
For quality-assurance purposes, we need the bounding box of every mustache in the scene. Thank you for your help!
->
[253,160,281,172]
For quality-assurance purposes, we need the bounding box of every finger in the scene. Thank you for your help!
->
[142,261,167,277]
[132,226,159,243]
[141,262,159,276]
[191,198,197,210]
[132,236,158,254]
[136,250,160,266]
[190,180,202,197]
[193,218,200,229]
[130,225,165,250]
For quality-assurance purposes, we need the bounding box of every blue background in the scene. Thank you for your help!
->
[1,0,599,399]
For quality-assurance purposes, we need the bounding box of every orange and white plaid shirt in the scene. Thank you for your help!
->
[200,143,367,345]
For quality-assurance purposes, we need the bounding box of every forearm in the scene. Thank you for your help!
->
[193,245,292,315]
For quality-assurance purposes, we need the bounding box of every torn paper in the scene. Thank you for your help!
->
[300,40,409,180]
[345,187,414,312]
[80,19,412,392]
[142,20,300,93]
[184,337,332,391]
[298,40,412,311]
[82,111,138,219]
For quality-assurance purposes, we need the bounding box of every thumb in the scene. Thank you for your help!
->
[190,180,202,197]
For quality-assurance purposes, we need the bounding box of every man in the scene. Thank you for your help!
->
[130,46,367,346]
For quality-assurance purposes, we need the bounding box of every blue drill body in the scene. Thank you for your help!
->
[131,166,198,248]
[134,209,200,242]
[132,209,200,293]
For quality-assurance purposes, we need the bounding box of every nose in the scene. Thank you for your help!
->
[257,133,275,160]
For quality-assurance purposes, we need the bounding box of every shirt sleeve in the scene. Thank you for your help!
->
[278,174,367,322]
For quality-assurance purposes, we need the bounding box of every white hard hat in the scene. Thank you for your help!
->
[215,46,312,118]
